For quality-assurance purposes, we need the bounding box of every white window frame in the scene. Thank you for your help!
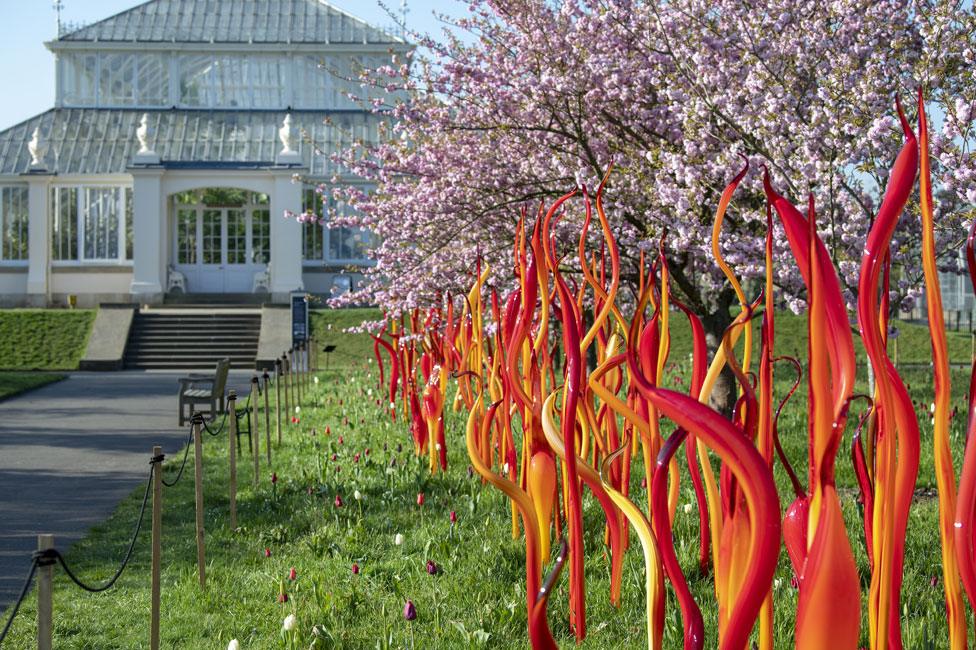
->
[301,183,376,267]
[49,184,133,266]
[0,184,29,266]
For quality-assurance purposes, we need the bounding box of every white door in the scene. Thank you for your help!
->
[173,197,270,293]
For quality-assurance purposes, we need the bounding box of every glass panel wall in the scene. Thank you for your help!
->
[301,185,374,265]
[0,186,28,262]
[60,51,398,109]
[50,186,131,263]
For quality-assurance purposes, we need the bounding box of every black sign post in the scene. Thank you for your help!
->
[291,292,308,347]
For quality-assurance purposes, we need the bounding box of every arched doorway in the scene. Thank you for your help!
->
[170,188,270,293]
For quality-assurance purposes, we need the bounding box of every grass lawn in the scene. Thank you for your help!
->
[0,372,65,401]
[0,316,971,648]
[0,309,94,370]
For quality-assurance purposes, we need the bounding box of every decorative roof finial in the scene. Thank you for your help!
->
[28,127,49,170]
[279,114,297,155]
[133,113,161,165]
[276,114,302,165]
[136,113,156,155]
[53,0,64,38]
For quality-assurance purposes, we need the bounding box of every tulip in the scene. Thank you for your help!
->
[426,559,439,575]
[331,453,338,461]
[334,494,343,507]
[450,511,457,524]
[417,492,425,506]
[278,592,288,603]
[326,426,331,435]
[338,436,344,445]
[354,453,361,463]
[403,600,417,621]
[264,548,271,558]
[354,490,362,501]
[282,614,297,631]
[227,640,239,650]
[271,472,278,484]
[288,567,297,581]
[365,447,371,456]
[352,562,360,574]
[395,533,404,545]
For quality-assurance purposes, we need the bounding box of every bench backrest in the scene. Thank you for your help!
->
[214,358,230,397]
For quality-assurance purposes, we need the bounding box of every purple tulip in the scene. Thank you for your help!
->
[403,599,417,621]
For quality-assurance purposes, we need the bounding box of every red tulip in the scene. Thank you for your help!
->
[288,567,297,581]
[354,453,361,463]
[426,560,439,575]
[450,511,457,524]
[264,548,271,558]
[271,472,278,484]
[278,592,288,603]
[331,453,338,461]
[338,436,344,445]
[352,563,360,575]
[334,494,343,507]
[403,600,417,620]
[417,492,425,506]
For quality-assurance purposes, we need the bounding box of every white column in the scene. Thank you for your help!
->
[269,169,303,302]
[25,173,53,306]
[129,167,166,301]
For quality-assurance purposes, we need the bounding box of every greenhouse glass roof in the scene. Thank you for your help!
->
[56,0,403,45]
[0,109,384,176]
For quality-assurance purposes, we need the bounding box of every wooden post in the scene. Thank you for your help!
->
[150,446,162,650]
[275,359,282,446]
[227,391,238,530]
[191,414,206,589]
[263,371,271,463]
[295,345,302,405]
[251,377,260,485]
[283,353,291,421]
[37,534,54,650]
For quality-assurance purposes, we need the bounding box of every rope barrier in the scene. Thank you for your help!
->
[201,409,229,437]
[0,558,39,646]
[0,453,160,646]
[161,431,193,488]
[55,462,156,593]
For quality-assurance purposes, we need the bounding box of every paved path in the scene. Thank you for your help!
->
[0,371,255,612]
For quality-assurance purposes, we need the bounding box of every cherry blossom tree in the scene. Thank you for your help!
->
[321,0,975,371]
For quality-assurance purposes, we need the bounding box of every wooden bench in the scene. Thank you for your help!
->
[178,358,230,426]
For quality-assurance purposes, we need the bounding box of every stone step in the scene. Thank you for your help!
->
[125,310,262,370]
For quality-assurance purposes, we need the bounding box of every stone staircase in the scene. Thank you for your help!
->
[124,309,261,370]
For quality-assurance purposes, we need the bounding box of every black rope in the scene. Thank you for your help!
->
[0,558,38,646]
[161,430,193,488]
[53,462,155,593]
[202,409,229,437]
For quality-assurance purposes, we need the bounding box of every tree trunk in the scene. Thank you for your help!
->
[701,309,737,418]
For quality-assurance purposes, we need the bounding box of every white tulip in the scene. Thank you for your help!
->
[294,406,301,414]
[313,376,319,385]
[394,533,404,546]
[354,490,362,501]
[228,640,240,650]
[282,614,297,632]
[683,503,694,514]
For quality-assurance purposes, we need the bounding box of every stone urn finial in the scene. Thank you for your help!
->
[133,113,161,164]
[279,114,297,155]
[28,127,49,169]
[136,113,155,155]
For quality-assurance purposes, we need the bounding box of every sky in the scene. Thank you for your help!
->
[0,0,463,128]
